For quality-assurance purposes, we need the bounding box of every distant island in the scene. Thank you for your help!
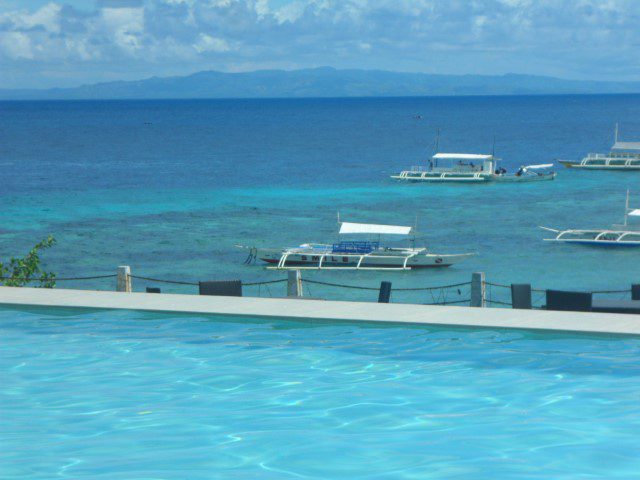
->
[2,67,640,100]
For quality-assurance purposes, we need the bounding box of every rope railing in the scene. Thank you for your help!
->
[129,275,288,287]
[243,279,288,286]
[130,275,198,286]
[301,278,471,292]
[591,289,631,294]
[427,298,471,306]
[486,299,513,306]
[301,279,380,291]
[484,281,511,289]
[394,281,471,292]
[2,268,636,310]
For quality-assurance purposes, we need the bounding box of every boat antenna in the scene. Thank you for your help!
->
[411,214,418,248]
[433,128,440,168]
[615,122,619,143]
[624,189,630,226]
[491,134,496,157]
[337,211,341,225]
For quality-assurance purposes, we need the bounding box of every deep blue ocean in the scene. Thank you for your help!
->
[1,95,639,302]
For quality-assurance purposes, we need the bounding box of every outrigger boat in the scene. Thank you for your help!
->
[558,124,640,170]
[540,191,640,246]
[391,153,556,183]
[238,221,474,270]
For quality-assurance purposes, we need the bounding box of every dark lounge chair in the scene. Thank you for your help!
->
[545,290,592,312]
[511,284,532,309]
[199,280,243,297]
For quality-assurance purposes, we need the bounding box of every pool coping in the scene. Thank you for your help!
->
[1,286,640,336]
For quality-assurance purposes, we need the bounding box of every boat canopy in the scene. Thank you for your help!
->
[432,153,493,160]
[339,222,412,235]
[630,209,640,217]
[523,163,554,170]
[612,141,640,152]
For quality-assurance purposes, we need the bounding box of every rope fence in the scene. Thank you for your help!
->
[130,275,198,286]
[2,268,637,309]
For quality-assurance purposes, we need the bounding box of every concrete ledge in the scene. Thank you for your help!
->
[1,286,639,336]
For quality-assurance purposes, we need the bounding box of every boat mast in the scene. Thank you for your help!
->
[615,123,619,143]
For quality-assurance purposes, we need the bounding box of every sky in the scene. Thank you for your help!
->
[0,0,639,89]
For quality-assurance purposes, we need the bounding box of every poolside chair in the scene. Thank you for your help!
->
[199,280,243,297]
[378,281,392,303]
[545,290,592,312]
[511,284,532,310]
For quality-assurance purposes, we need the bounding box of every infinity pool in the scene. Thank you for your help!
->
[2,307,640,479]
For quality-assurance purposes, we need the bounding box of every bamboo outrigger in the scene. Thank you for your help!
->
[540,191,640,246]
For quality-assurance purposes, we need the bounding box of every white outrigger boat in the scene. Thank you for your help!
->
[391,153,555,183]
[540,191,640,246]
[558,124,640,170]
[239,221,474,270]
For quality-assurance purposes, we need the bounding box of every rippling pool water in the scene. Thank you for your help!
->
[2,307,640,479]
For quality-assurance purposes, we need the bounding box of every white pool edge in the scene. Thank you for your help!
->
[1,286,640,336]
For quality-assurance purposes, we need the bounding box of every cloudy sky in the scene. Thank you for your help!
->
[0,0,639,89]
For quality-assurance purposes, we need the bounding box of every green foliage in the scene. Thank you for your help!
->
[0,236,57,288]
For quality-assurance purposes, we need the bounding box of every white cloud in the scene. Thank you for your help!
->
[1,0,640,87]
[100,7,144,52]
[194,33,230,53]
[274,1,306,24]
[0,2,62,33]
[0,31,33,59]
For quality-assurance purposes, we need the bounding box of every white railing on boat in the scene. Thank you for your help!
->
[271,251,418,271]
[584,153,640,160]
[407,165,483,173]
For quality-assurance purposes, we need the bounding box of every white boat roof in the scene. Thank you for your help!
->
[629,209,640,217]
[524,163,554,170]
[612,141,640,152]
[432,153,493,160]
[339,222,412,235]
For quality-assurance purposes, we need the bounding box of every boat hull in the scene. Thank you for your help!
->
[558,160,640,170]
[391,172,491,183]
[254,248,473,269]
[391,172,556,183]
[544,239,640,247]
[492,172,556,182]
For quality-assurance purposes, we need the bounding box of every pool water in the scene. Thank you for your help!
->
[2,307,640,479]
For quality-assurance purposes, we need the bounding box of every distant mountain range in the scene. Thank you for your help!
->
[2,67,640,100]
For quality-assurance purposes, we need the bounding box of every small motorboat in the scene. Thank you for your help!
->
[238,221,474,270]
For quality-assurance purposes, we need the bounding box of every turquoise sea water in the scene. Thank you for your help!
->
[1,95,639,302]
[2,307,640,479]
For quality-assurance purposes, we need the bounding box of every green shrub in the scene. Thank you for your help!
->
[0,236,57,288]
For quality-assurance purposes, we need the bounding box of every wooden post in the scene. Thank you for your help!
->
[378,281,392,303]
[287,270,303,297]
[470,272,485,307]
[117,265,132,293]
